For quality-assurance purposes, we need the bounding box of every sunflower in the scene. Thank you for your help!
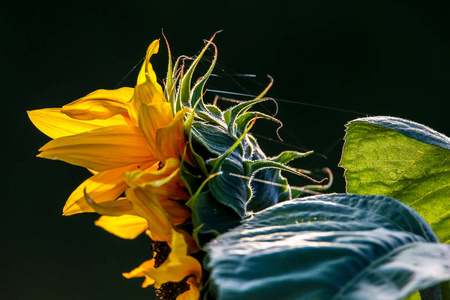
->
[28,39,190,217]
[28,39,201,298]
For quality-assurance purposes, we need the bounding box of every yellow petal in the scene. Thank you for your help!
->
[124,158,190,224]
[155,108,190,162]
[85,193,135,216]
[63,164,136,215]
[27,108,127,139]
[138,102,173,156]
[127,40,166,124]
[124,158,180,188]
[61,88,133,121]
[145,231,202,288]
[137,40,161,86]
[95,215,148,239]
[175,229,200,254]
[123,259,156,288]
[177,278,200,300]
[38,125,157,172]
[125,185,172,243]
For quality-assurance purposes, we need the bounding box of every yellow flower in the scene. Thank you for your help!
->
[29,38,206,299]
[123,229,202,299]
[27,39,190,217]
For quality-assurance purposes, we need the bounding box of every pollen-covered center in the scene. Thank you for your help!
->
[152,241,171,268]
[155,274,194,300]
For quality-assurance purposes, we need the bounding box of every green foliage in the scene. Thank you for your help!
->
[206,194,450,300]
[339,116,450,244]
[173,39,318,241]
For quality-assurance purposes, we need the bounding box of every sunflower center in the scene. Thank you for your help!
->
[155,274,194,300]
[151,241,171,268]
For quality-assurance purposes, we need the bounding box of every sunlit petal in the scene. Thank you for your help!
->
[124,158,180,188]
[124,159,190,224]
[155,108,190,162]
[64,165,131,215]
[125,185,172,243]
[27,108,127,139]
[123,259,156,288]
[61,88,133,120]
[175,229,200,254]
[38,125,157,172]
[95,215,148,239]
[145,231,202,288]
[138,102,173,156]
[128,40,166,124]
[85,194,135,216]
[177,278,200,300]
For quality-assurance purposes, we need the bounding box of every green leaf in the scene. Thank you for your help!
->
[206,194,450,300]
[339,116,450,244]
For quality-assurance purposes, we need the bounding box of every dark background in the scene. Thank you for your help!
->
[2,1,449,299]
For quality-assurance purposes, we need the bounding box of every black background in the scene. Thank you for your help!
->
[2,1,449,299]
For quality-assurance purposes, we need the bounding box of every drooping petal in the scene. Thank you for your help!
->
[127,40,166,124]
[63,162,155,216]
[61,88,133,121]
[144,230,202,288]
[95,215,148,239]
[125,185,172,243]
[138,102,173,156]
[123,259,156,288]
[155,108,191,162]
[27,108,128,139]
[85,195,136,216]
[38,125,157,172]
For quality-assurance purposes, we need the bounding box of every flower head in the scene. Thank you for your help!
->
[28,39,189,217]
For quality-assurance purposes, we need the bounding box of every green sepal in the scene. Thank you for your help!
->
[223,98,275,136]
[185,100,209,176]
[235,111,282,137]
[178,38,215,112]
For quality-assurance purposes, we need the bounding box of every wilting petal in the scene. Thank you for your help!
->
[125,185,172,243]
[144,230,202,288]
[63,162,155,215]
[61,88,132,121]
[38,125,156,172]
[27,108,127,139]
[65,165,131,215]
[155,108,190,162]
[85,191,135,216]
[123,259,156,288]
[127,40,166,124]
[95,215,148,239]
[138,102,173,156]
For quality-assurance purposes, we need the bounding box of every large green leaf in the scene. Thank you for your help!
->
[206,194,450,300]
[339,116,450,244]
